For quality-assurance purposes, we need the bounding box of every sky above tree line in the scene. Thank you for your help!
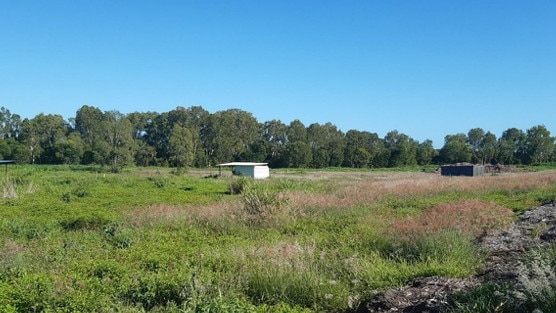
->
[2,1,555,148]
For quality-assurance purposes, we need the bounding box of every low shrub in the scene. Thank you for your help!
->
[119,271,193,311]
[450,245,556,312]
[148,175,171,188]
[5,167,556,312]
[3,219,52,240]
[229,177,250,195]
[8,273,55,312]
[103,223,136,249]
[60,214,114,231]
[240,184,290,226]
[451,283,556,313]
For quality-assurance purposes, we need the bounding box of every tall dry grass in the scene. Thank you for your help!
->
[389,199,514,241]
[2,181,17,199]
[283,171,556,210]
[125,170,556,229]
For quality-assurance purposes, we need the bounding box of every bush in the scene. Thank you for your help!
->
[0,281,16,312]
[60,214,114,231]
[119,271,192,311]
[450,247,556,312]
[148,175,171,188]
[229,177,250,195]
[8,273,54,312]
[103,223,135,248]
[3,219,52,240]
[240,184,289,225]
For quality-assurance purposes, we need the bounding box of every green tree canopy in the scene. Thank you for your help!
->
[439,133,473,164]
[203,109,261,164]
[284,141,312,168]
[104,110,135,172]
[384,130,418,167]
[498,128,525,165]
[19,114,68,164]
[168,124,194,168]
[522,125,554,164]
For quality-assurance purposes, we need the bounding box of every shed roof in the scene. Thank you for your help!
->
[0,160,15,164]
[216,162,268,167]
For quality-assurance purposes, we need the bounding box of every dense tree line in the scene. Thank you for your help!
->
[1,105,555,172]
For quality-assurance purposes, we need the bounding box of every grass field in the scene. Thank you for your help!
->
[1,165,556,312]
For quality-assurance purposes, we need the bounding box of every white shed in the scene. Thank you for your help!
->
[216,162,270,179]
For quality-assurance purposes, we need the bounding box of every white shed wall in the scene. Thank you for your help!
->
[253,165,270,179]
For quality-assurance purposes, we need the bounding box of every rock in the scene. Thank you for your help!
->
[540,225,556,241]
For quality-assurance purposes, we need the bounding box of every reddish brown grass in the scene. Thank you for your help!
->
[389,199,514,241]
[283,171,556,210]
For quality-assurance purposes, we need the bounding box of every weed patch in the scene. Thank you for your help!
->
[60,214,115,231]
[229,177,250,195]
[3,166,556,312]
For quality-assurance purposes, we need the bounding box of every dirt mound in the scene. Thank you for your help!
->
[357,203,556,313]
[478,202,556,294]
[356,276,479,313]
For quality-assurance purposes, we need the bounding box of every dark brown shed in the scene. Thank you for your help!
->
[440,164,485,177]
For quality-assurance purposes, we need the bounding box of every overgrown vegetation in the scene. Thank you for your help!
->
[1,165,556,312]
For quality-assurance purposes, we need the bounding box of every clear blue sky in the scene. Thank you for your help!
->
[1,1,555,147]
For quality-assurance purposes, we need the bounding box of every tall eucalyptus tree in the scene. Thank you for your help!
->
[19,114,68,164]
[202,109,260,165]
[104,110,134,172]
[384,130,418,167]
[75,105,109,164]
[522,125,554,164]
[416,139,437,165]
[498,128,526,165]
[439,133,473,164]
[306,122,345,168]
[262,119,288,166]
[168,124,194,169]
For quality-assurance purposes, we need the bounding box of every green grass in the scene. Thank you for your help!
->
[1,165,556,312]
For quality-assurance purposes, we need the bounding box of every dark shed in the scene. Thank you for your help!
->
[440,164,485,177]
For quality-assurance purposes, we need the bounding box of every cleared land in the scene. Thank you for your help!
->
[1,166,556,312]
